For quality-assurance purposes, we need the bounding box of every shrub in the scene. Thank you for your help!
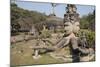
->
[77,29,95,48]
[40,29,51,38]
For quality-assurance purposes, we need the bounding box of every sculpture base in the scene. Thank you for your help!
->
[32,55,41,59]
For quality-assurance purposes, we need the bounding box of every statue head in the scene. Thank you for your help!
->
[64,21,80,35]
[64,5,80,35]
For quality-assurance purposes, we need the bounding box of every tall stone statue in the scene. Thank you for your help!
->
[53,4,90,62]
[63,4,90,62]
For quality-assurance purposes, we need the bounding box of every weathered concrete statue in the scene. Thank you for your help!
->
[32,4,93,61]
[54,4,91,62]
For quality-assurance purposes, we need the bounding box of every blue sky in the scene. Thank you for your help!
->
[15,1,95,18]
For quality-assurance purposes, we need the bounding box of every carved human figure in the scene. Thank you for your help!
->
[64,21,80,35]
[62,4,90,62]
[67,4,77,13]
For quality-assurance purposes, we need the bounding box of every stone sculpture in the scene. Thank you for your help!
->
[32,4,93,62]
[50,4,91,62]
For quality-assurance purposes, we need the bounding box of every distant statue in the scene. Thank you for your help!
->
[51,3,58,16]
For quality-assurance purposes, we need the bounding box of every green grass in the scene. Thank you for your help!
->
[11,52,65,66]
[10,40,68,66]
[10,36,95,66]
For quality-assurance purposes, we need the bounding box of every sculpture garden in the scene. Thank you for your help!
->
[11,1,95,66]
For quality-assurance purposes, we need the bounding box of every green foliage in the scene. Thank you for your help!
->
[77,29,95,48]
[80,11,95,31]
[11,3,46,33]
[54,29,65,33]
[40,29,51,38]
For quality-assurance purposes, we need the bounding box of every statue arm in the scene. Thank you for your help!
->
[63,37,70,47]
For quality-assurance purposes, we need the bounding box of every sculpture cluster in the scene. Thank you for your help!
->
[31,4,93,62]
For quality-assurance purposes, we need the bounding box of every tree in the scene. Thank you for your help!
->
[80,10,95,31]
[11,3,46,35]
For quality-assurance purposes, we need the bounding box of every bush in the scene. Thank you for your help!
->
[77,29,95,48]
[40,29,51,38]
[56,29,65,33]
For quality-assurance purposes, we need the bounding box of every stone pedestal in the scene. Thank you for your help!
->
[32,49,41,59]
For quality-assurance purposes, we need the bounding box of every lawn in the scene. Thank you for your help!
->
[10,39,71,66]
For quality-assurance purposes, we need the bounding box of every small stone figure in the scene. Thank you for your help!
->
[64,14,70,22]
[66,4,77,13]
[80,32,89,48]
